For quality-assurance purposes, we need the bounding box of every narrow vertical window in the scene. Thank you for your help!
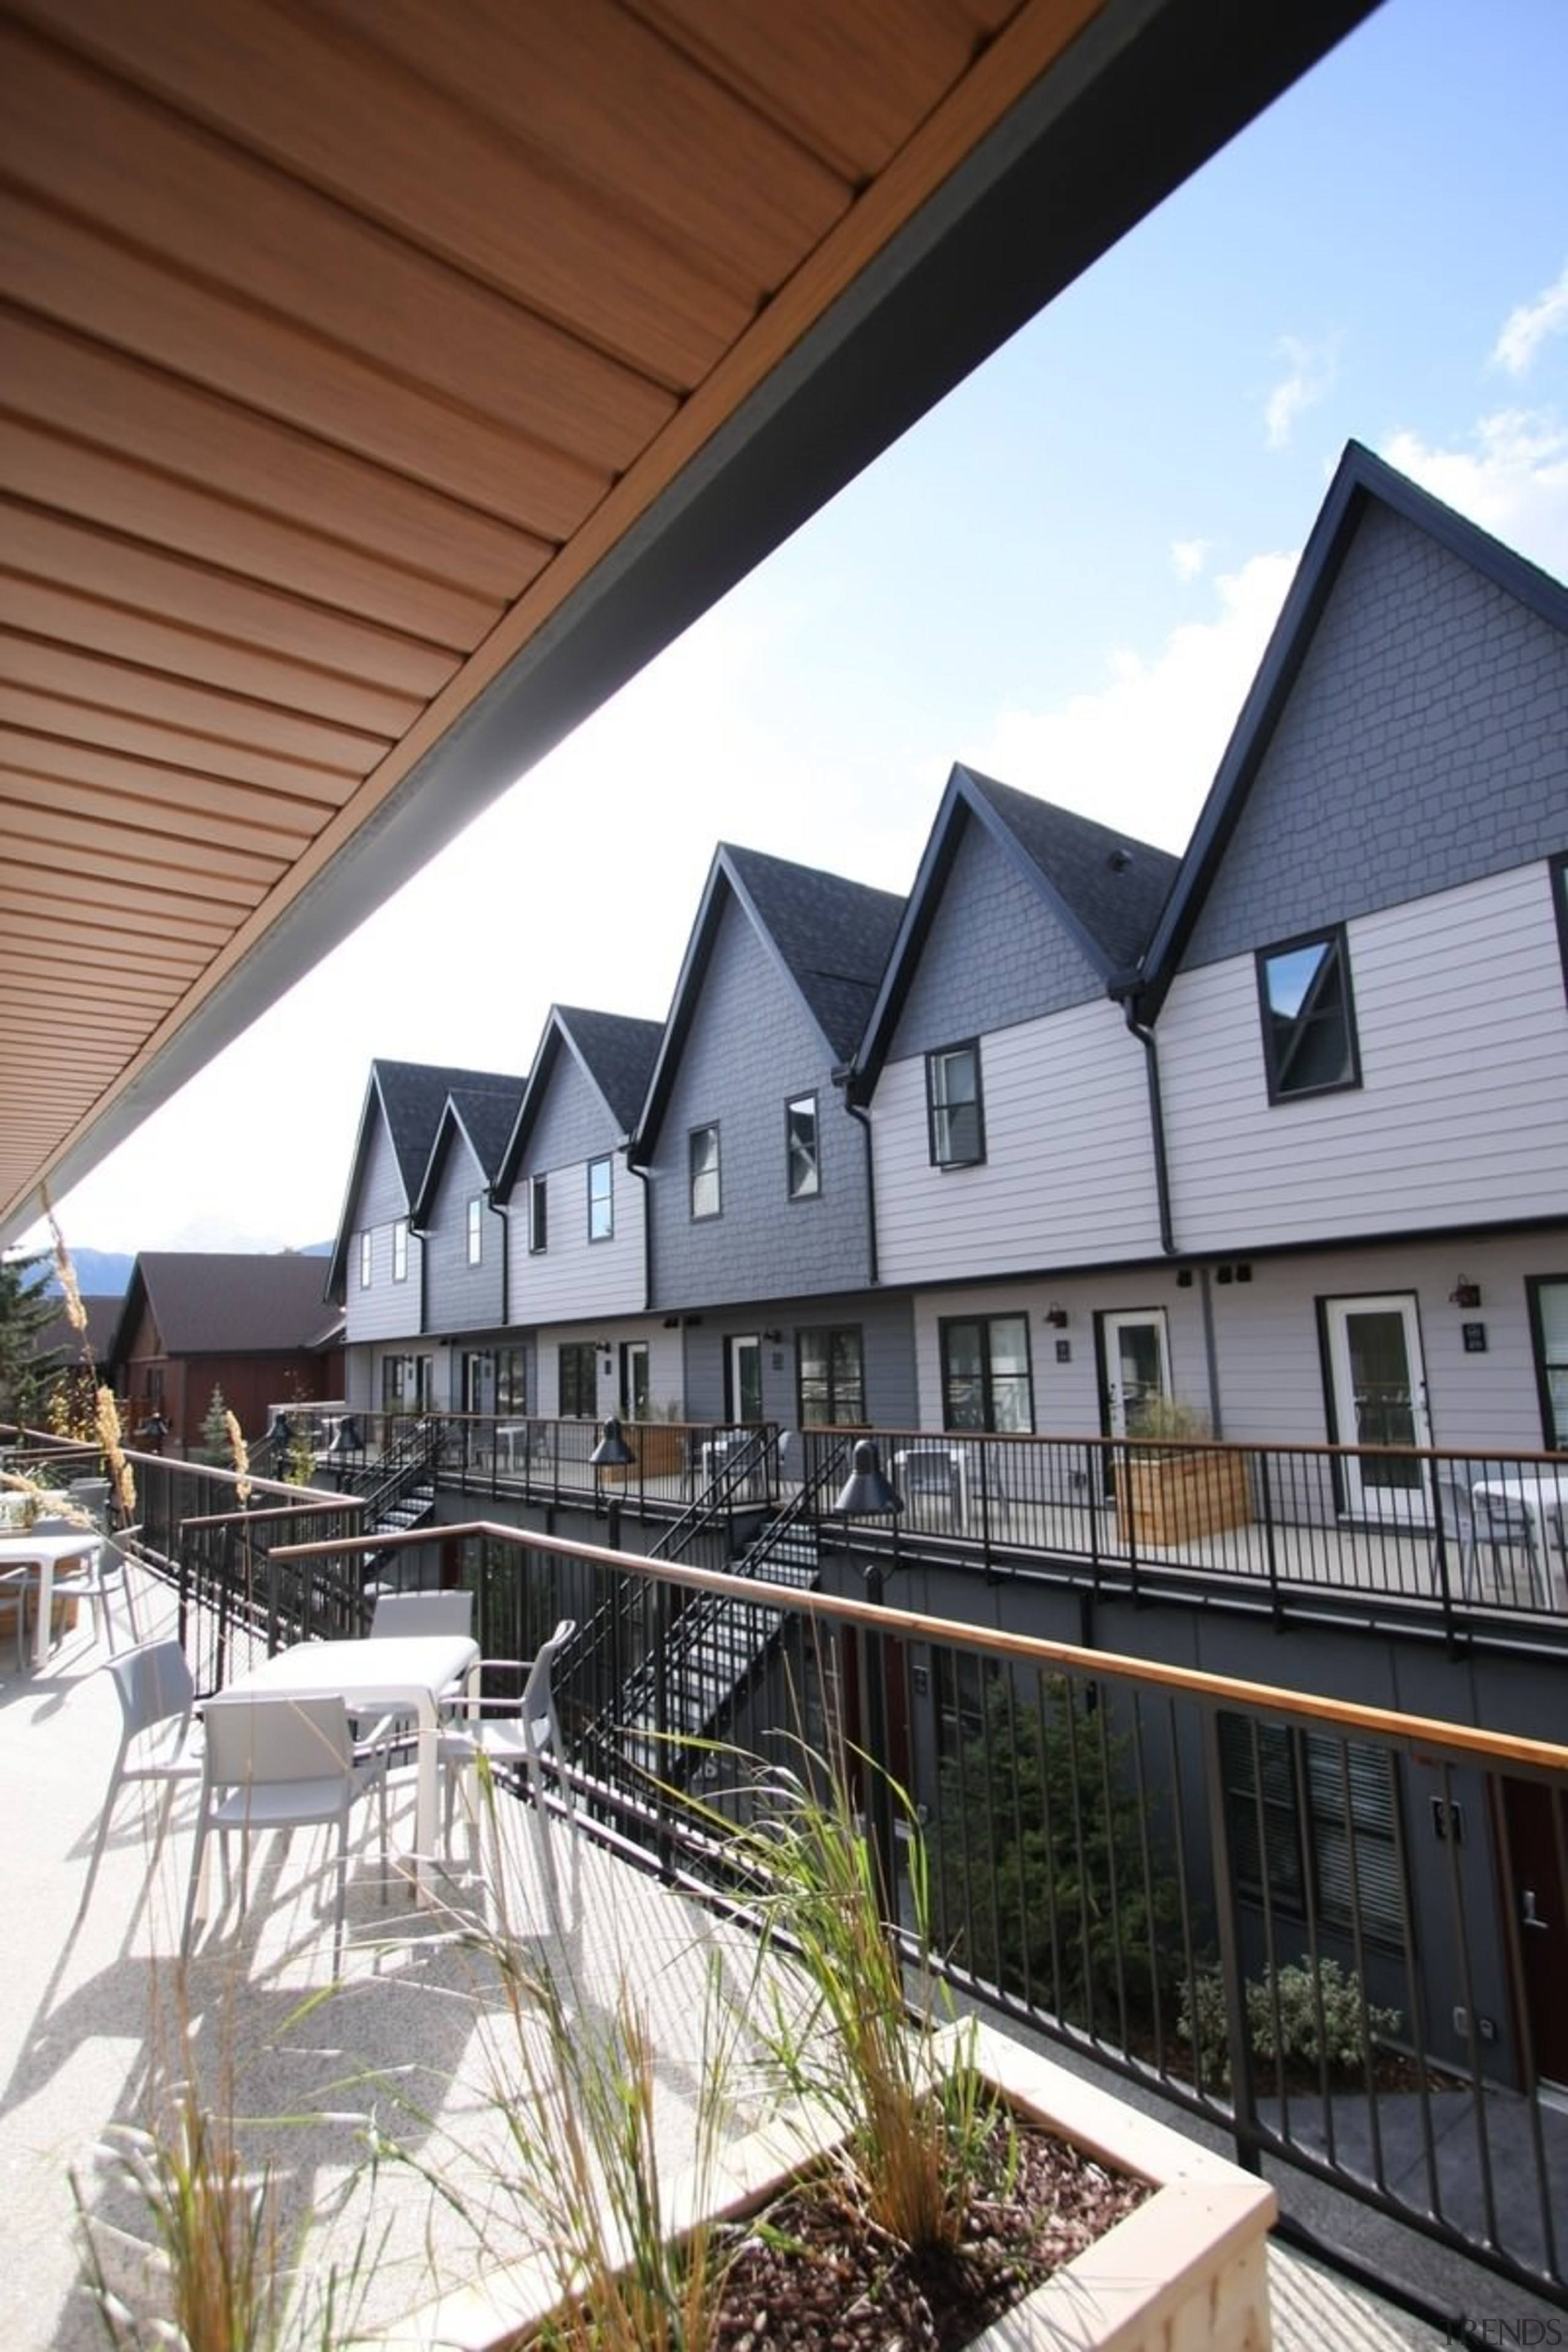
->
[786,1093,820,1198]
[1257,927,1359,1100]
[358,1231,372,1289]
[529,1174,548,1253]
[1553,853,1568,1004]
[587,1155,614,1241]
[926,1042,984,1167]
[392,1218,408,1283]
[690,1124,721,1219]
[467,1196,483,1265]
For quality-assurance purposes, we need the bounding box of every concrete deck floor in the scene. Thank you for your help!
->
[0,1564,1536,2351]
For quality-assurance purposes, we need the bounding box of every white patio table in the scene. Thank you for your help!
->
[1471,1469,1568,1610]
[225,1630,480,1902]
[0,1528,101,1670]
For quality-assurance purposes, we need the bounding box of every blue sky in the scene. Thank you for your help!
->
[31,0,1568,1259]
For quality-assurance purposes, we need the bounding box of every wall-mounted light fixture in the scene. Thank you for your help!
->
[1045,1303,1069,1329]
[1449,1275,1482,1309]
[761,1327,783,1344]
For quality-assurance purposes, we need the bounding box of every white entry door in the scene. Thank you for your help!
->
[1324,1294,1432,1521]
[729,1333,763,1424]
[1102,1310,1172,1438]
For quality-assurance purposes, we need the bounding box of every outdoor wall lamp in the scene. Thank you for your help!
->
[1449,1276,1482,1308]
[761,1327,783,1343]
[1045,1303,1069,1328]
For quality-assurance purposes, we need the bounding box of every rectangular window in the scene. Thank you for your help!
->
[1256,925,1359,1101]
[495,1345,528,1417]
[392,1218,409,1283]
[1221,1716,1404,1943]
[529,1174,548,1253]
[587,1155,614,1242]
[940,1313,1032,1433]
[786,1093,820,1199]
[1527,1276,1568,1449]
[1553,853,1568,1002]
[559,1341,597,1417]
[690,1123,721,1219]
[467,1196,483,1265]
[797,1326,865,1427]
[926,1041,984,1167]
[358,1231,372,1289]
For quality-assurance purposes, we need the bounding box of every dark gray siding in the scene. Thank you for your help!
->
[421,1136,506,1334]
[889,815,1106,1063]
[648,900,875,1309]
[679,1289,918,1428]
[344,1120,424,1344]
[1183,503,1568,969]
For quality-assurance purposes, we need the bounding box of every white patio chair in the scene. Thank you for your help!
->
[366,1588,475,1746]
[894,1445,962,1528]
[1434,1473,1540,1602]
[78,1637,203,1918]
[437,1617,576,1847]
[181,1692,391,1968]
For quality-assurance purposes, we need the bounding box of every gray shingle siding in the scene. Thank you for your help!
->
[529,1065,619,1174]
[421,1139,505,1332]
[647,899,873,1308]
[1181,504,1568,970]
[889,814,1106,1061]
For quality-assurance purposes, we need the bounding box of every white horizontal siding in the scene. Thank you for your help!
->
[874,1001,1162,1284]
[510,1156,646,1322]
[1162,865,1568,1252]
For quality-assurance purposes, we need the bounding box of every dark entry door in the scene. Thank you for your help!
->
[1502,1777,1568,2085]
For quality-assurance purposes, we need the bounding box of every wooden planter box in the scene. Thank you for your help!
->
[600,1423,687,1482]
[394,2021,1277,2352]
[1120,1447,1253,1548]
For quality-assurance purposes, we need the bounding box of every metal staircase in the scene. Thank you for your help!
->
[575,1431,851,1787]
[330,1419,442,1590]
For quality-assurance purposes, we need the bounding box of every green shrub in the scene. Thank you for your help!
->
[1178,1954,1402,2089]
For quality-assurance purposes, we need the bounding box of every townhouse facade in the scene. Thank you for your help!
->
[330,443,1567,1473]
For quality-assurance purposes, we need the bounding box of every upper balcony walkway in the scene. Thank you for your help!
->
[2,1498,1564,2348]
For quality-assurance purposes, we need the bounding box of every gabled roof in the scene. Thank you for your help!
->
[632,844,905,1159]
[409,1076,528,1227]
[495,1006,664,1200]
[851,764,1177,1096]
[326,1057,524,1292]
[1134,439,1568,1014]
[31,1294,121,1372]
[108,1251,337,1364]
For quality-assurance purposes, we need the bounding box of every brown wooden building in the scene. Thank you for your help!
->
[108,1253,344,1453]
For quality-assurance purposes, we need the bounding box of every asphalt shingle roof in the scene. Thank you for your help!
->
[554,1008,664,1135]
[724,844,906,1061]
[962,772,1180,973]
[373,1060,524,1197]
[119,1252,336,1355]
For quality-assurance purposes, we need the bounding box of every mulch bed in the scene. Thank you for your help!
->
[707,2110,1152,2350]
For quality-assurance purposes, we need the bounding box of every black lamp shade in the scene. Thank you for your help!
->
[590,1414,636,1468]
[834,1437,900,1517]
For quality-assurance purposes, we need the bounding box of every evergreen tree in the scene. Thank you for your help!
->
[0,1250,62,1425]
[201,1382,231,1464]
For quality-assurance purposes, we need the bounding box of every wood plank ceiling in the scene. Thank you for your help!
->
[0,0,1381,1244]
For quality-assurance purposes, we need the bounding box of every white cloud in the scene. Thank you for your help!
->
[1264,332,1341,450]
[1170,538,1210,582]
[967,549,1298,853]
[1378,412,1568,578]
[1491,263,1568,377]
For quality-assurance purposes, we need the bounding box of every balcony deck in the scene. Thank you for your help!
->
[0,1564,1502,2351]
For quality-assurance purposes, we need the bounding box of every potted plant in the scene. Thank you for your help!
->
[1118,1398,1253,1548]
[396,1735,1276,2351]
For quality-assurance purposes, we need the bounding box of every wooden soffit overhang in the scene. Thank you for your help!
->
[0,0,1381,1243]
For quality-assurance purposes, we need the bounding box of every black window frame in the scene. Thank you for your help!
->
[587,1155,614,1243]
[938,1311,1033,1433]
[1526,1273,1568,1450]
[689,1122,722,1220]
[796,1324,866,1428]
[528,1174,548,1254]
[1256,924,1361,1103]
[925,1039,986,1168]
[558,1341,597,1418]
[1552,853,1568,1004]
[786,1091,821,1200]
[1220,1714,1404,1946]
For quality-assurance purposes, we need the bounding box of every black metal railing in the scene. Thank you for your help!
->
[249,1513,1568,2307]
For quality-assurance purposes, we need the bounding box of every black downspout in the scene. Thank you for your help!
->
[1120,995,1176,1259]
[836,1072,879,1287]
[630,1155,654,1310]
